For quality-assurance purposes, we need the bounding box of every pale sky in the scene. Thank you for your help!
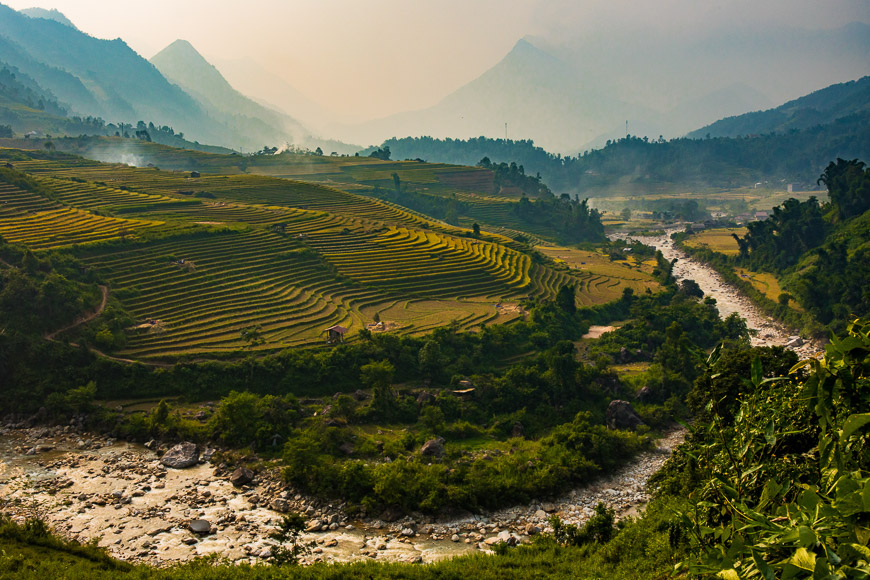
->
[4,0,870,123]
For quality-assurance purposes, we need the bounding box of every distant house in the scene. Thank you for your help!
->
[735,213,752,224]
[754,211,770,221]
[324,324,348,344]
[24,131,39,139]
[190,171,201,178]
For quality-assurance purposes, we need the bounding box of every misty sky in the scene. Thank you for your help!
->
[5,0,870,123]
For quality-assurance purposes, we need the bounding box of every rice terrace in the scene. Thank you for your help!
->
[0,145,657,359]
[1,3,868,578]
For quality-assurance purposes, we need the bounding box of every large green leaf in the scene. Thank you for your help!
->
[791,547,816,571]
[752,356,763,387]
[842,414,870,440]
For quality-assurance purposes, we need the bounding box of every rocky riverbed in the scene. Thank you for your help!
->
[0,424,683,566]
[615,230,823,358]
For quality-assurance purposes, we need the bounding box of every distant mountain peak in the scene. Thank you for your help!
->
[20,7,76,29]
[152,39,212,68]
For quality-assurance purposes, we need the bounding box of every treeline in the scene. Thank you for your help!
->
[513,194,605,244]
[375,114,870,192]
[683,157,870,333]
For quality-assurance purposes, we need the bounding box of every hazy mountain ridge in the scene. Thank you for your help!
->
[150,39,311,148]
[345,38,652,153]
[689,76,870,138]
[20,7,77,29]
[341,23,869,154]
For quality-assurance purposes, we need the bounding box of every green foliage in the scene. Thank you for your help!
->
[268,513,311,566]
[550,502,615,547]
[672,318,870,579]
[208,391,299,449]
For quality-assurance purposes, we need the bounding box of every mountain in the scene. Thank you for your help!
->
[150,39,310,147]
[0,4,238,144]
[20,7,77,29]
[689,76,870,138]
[150,39,360,154]
[344,39,654,154]
[342,22,870,155]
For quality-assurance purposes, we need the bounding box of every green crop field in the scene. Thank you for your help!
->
[682,227,746,255]
[0,146,663,359]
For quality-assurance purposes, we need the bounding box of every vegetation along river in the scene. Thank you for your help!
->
[0,233,819,567]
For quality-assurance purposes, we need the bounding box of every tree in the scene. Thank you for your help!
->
[269,513,311,565]
[240,325,264,349]
[556,284,576,315]
[679,279,704,298]
[620,207,631,221]
[361,360,396,417]
[314,146,323,156]
[818,158,870,221]
[472,222,481,237]
[369,146,391,161]
[392,172,401,194]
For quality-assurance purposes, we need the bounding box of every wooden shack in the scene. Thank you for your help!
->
[324,324,348,344]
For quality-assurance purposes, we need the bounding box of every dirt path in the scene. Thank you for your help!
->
[45,284,109,341]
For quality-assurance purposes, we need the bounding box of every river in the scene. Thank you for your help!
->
[0,233,820,566]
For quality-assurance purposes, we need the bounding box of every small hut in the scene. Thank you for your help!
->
[190,171,201,178]
[324,324,348,344]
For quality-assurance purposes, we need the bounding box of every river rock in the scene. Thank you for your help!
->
[420,437,445,457]
[606,400,645,431]
[161,442,199,468]
[189,519,212,535]
[270,498,291,513]
[380,505,403,522]
[229,467,254,487]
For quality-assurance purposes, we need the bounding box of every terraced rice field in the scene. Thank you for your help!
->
[534,245,660,305]
[0,182,163,249]
[1,147,664,358]
[80,230,376,357]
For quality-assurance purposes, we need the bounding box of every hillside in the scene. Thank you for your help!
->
[0,6,347,152]
[150,40,311,149]
[689,75,870,138]
[0,144,647,359]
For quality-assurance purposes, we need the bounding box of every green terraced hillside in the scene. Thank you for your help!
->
[0,146,659,359]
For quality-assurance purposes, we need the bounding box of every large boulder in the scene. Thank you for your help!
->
[189,519,212,535]
[229,467,254,487]
[161,442,199,468]
[605,400,645,431]
[420,437,445,457]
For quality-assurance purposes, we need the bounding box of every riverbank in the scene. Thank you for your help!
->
[614,230,823,359]
[0,424,683,566]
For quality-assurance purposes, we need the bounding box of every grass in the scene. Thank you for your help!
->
[681,227,746,255]
[734,267,803,312]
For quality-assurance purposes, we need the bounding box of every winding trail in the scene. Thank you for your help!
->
[44,284,109,341]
